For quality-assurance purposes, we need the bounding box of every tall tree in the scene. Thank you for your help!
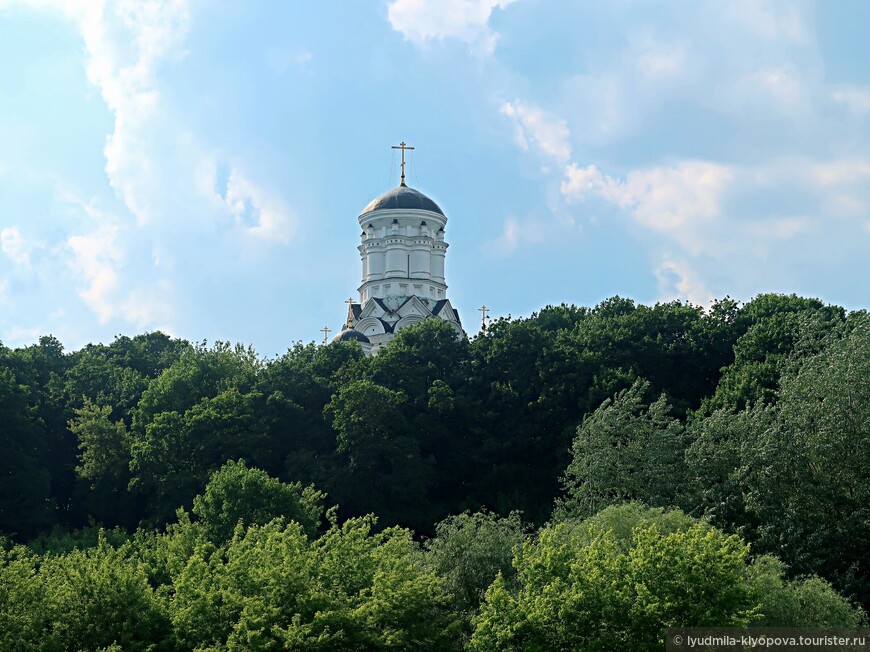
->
[741,315,870,605]
[557,379,688,520]
[0,368,54,536]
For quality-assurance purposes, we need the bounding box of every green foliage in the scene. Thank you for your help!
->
[3,295,870,633]
[171,515,461,650]
[470,505,758,651]
[192,459,325,541]
[426,510,526,626]
[0,535,171,651]
[563,502,702,550]
[682,405,769,533]
[130,360,272,523]
[0,368,54,536]
[369,318,469,400]
[739,315,870,603]
[557,379,688,520]
[703,295,845,412]
[325,379,434,527]
[747,556,865,627]
[71,399,131,486]
[134,341,259,423]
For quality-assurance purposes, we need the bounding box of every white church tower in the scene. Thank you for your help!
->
[332,143,463,354]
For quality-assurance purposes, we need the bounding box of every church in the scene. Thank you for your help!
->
[331,143,464,354]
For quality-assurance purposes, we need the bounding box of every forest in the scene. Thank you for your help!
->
[2,293,869,650]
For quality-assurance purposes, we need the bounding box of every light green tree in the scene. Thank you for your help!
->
[471,506,757,652]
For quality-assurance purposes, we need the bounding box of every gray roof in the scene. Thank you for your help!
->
[332,328,370,344]
[360,185,445,217]
[433,299,461,326]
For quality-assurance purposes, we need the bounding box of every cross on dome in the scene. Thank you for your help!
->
[391,141,415,187]
[331,144,464,354]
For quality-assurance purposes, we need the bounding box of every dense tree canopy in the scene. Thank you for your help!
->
[1,294,869,649]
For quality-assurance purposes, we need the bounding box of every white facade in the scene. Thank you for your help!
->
[332,184,463,354]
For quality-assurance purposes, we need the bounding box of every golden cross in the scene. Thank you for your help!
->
[345,297,356,326]
[479,305,490,330]
[391,141,415,187]
[320,326,331,344]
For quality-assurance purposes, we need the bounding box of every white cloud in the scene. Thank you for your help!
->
[224,170,295,245]
[621,163,734,233]
[807,158,870,188]
[832,86,870,114]
[748,217,808,240]
[120,283,174,329]
[560,164,626,205]
[501,101,571,164]
[67,223,122,324]
[724,0,808,44]
[562,160,734,253]
[633,39,686,80]
[655,258,714,307]
[557,154,870,305]
[265,48,313,75]
[387,0,516,55]
[1,227,30,266]
[3,0,299,338]
[83,0,190,226]
[485,215,547,256]
[3,325,44,346]
[744,66,805,107]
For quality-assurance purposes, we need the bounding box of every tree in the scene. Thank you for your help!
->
[192,459,325,542]
[740,315,870,605]
[0,368,54,536]
[254,340,367,495]
[425,510,526,631]
[682,405,769,534]
[132,341,260,430]
[71,400,131,485]
[470,505,758,652]
[324,379,433,528]
[127,341,268,524]
[130,387,270,524]
[703,296,845,413]
[557,379,687,520]
[747,556,865,627]
[69,399,140,527]
[170,515,461,650]
[0,535,171,651]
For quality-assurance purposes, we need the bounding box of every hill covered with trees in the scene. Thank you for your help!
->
[2,293,869,649]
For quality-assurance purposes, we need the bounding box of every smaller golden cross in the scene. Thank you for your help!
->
[345,297,356,326]
[391,141,415,187]
[320,326,332,344]
[479,305,490,331]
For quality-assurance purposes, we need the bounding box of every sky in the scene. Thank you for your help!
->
[1,0,869,355]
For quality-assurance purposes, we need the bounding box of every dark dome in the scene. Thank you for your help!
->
[360,185,445,216]
[332,328,370,344]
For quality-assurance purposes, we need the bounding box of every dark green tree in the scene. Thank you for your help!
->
[557,379,688,520]
[0,368,54,536]
[741,315,870,605]
[325,379,433,528]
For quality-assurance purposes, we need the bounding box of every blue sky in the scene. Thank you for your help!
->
[1,0,869,354]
